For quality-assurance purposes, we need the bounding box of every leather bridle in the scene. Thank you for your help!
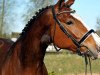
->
[52,6,96,58]
[51,5,98,75]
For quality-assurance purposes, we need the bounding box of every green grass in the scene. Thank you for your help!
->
[44,51,100,75]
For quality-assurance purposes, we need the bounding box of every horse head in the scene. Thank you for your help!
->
[47,0,100,59]
[1,0,100,74]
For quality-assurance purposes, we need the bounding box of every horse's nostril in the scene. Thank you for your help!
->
[97,47,100,52]
[98,50,100,53]
[98,52,100,59]
[96,46,100,52]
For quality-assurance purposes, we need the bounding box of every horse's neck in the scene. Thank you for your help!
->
[19,19,50,67]
[3,18,50,73]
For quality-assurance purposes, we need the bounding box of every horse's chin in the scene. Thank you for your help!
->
[87,51,100,60]
[97,52,100,59]
[92,52,100,60]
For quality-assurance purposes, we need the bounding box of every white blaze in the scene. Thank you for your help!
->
[92,33,100,47]
[71,13,90,30]
[71,13,100,47]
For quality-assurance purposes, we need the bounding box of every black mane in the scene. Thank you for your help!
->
[20,5,52,37]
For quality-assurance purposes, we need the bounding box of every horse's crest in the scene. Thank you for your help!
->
[20,6,52,37]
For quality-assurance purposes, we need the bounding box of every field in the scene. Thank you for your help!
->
[44,51,100,75]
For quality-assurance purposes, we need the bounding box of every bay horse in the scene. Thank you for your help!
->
[0,0,100,75]
[0,38,14,60]
[0,38,14,74]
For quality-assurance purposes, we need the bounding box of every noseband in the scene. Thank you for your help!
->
[52,6,95,57]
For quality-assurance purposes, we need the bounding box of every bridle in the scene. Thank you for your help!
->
[52,6,95,57]
[52,6,95,75]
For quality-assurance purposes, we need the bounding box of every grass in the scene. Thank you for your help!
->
[44,51,100,75]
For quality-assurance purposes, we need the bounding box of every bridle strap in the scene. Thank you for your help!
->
[78,29,95,44]
[56,10,76,15]
[52,6,80,48]
[52,6,95,54]
[52,5,94,75]
[53,21,61,51]
[84,54,92,75]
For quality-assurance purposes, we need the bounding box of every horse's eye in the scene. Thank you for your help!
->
[66,21,73,25]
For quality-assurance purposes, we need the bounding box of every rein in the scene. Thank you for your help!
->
[52,6,94,75]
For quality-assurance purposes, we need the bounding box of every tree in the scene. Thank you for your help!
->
[96,17,100,36]
[32,0,53,8]
[0,0,5,37]
[97,18,100,25]
[0,0,54,38]
[0,0,16,37]
[23,0,54,24]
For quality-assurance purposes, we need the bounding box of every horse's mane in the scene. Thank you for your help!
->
[2,6,53,63]
[20,5,52,37]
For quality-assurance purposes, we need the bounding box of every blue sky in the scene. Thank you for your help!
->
[10,0,100,33]
[71,0,100,30]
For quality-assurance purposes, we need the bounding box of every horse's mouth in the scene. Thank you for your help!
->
[97,52,100,59]
[85,50,100,60]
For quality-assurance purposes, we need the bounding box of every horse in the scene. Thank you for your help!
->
[0,38,14,74]
[0,38,14,62]
[0,0,100,75]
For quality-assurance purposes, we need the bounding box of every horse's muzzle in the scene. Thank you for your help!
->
[84,47,100,60]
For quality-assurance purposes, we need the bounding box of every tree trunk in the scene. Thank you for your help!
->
[0,0,5,37]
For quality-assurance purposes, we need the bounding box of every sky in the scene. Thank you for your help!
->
[71,0,100,30]
[9,0,100,33]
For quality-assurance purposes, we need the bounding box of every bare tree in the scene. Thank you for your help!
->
[23,0,54,24]
[0,0,5,37]
[32,0,53,8]
[97,18,100,25]
[0,0,16,38]
[0,0,54,37]
[96,17,100,36]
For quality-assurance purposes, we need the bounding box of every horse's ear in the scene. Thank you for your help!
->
[56,0,65,10]
[65,0,75,8]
